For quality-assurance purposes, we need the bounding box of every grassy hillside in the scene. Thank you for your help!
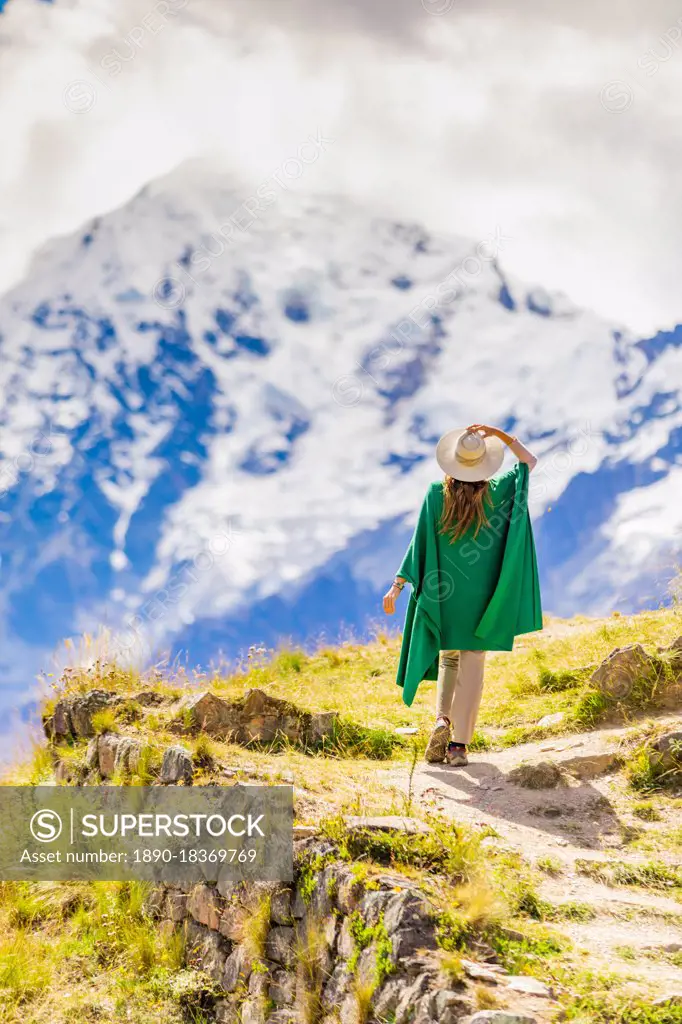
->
[1,607,681,1024]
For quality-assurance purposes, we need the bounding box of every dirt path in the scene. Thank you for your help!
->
[378,715,682,993]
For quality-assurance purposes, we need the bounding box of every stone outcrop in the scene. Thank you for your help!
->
[45,689,119,740]
[44,686,343,777]
[170,688,339,748]
[146,837,545,1024]
[160,745,194,785]
[589,644,656,700]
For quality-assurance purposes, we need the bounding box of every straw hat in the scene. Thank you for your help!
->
[436,427,505,482]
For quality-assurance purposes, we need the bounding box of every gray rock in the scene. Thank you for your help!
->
[590,644,656,700]
[394,972,435,1024]
[561,751,619,779]
[171,688,307,744]
[145,886,166,917]
[270,886,293,925]
[215,999,240,1024]
[248,970,270,996]
[270,968,296,1005]
[187,884,222,930]
[373,977,411,1019]
[219,900,245,942]
[505,975,552,997]
[265,925,295,967]
[322,962,352,1010]
[323,914,338,951]
[392,924,438,959]
[85,737,99,770]
[358,889,395,927]
[70,690,117,738]
[461,958,500,983]
[132,690,170,706]
[172,691,238,737]
[334,864,366,914]
[50,700,73,740]
[384,891,434,935]
[337,916,355,959]
[339,992,361,1024]
[292,824,318,840]
[306,711,340,746]
[160,744,194,785]
[652,731,682,771]
[291,884,307,919]
[166,891,188,922]
[240,997,266,1024]
[463,1014,537,1024]
[222,945,252,992]
[54,760,79,785]
[537,711,565,728]
[183,922,226,982]
[429,989,472,1023]
[114,736,143,774]
[97,733,122,778]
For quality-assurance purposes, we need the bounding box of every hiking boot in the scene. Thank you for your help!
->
[446,742,468,767]
[424,718,450,763]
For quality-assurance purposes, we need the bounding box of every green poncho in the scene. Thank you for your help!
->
[396,462,542,706]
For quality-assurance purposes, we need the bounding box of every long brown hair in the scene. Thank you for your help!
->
[440,476,491,543]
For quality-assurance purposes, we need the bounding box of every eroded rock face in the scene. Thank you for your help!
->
[590,644,656,700]
[153,840,544,1024]
[160,745,194,785]
[169,687,338,748]
[45,690,117,740]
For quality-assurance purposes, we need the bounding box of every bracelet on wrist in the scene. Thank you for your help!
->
[393,578,405,590]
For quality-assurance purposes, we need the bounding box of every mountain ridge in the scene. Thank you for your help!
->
[0,164,680,724]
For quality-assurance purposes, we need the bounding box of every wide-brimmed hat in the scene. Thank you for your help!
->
[436,427,505,482]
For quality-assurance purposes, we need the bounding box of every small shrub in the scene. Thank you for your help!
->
[273,649,308,674]
[538,667,584,692]
[295,917,327,1024]
[632,800,662,821]
[439,950,465,985]
[321,718,401,760]
[242,893,271,963]
[625,738,682,793]
[536,855,562,876]
[168,969,222,1010]
[468,730,493,752]
[91,708,119,735]
[576,858,682,892]
[131,745,162,785]
[475,984,501,1009]
[192,735,218,771]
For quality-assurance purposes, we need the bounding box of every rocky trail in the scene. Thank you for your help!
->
[380,714,682,996]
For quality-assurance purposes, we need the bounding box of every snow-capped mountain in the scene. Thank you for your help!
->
[0,163,680,725]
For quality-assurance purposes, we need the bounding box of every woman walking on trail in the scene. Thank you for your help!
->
[383,424,542,767]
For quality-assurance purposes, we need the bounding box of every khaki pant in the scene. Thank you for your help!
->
[436,650,487,745]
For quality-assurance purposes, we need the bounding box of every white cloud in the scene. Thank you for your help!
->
[1,0,682,331]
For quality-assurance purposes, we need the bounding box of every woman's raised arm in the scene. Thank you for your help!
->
[467,423,538,471]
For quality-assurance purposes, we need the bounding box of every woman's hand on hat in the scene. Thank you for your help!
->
[466,423,498,438]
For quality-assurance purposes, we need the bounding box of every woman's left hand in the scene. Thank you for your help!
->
[383,584,401,615]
